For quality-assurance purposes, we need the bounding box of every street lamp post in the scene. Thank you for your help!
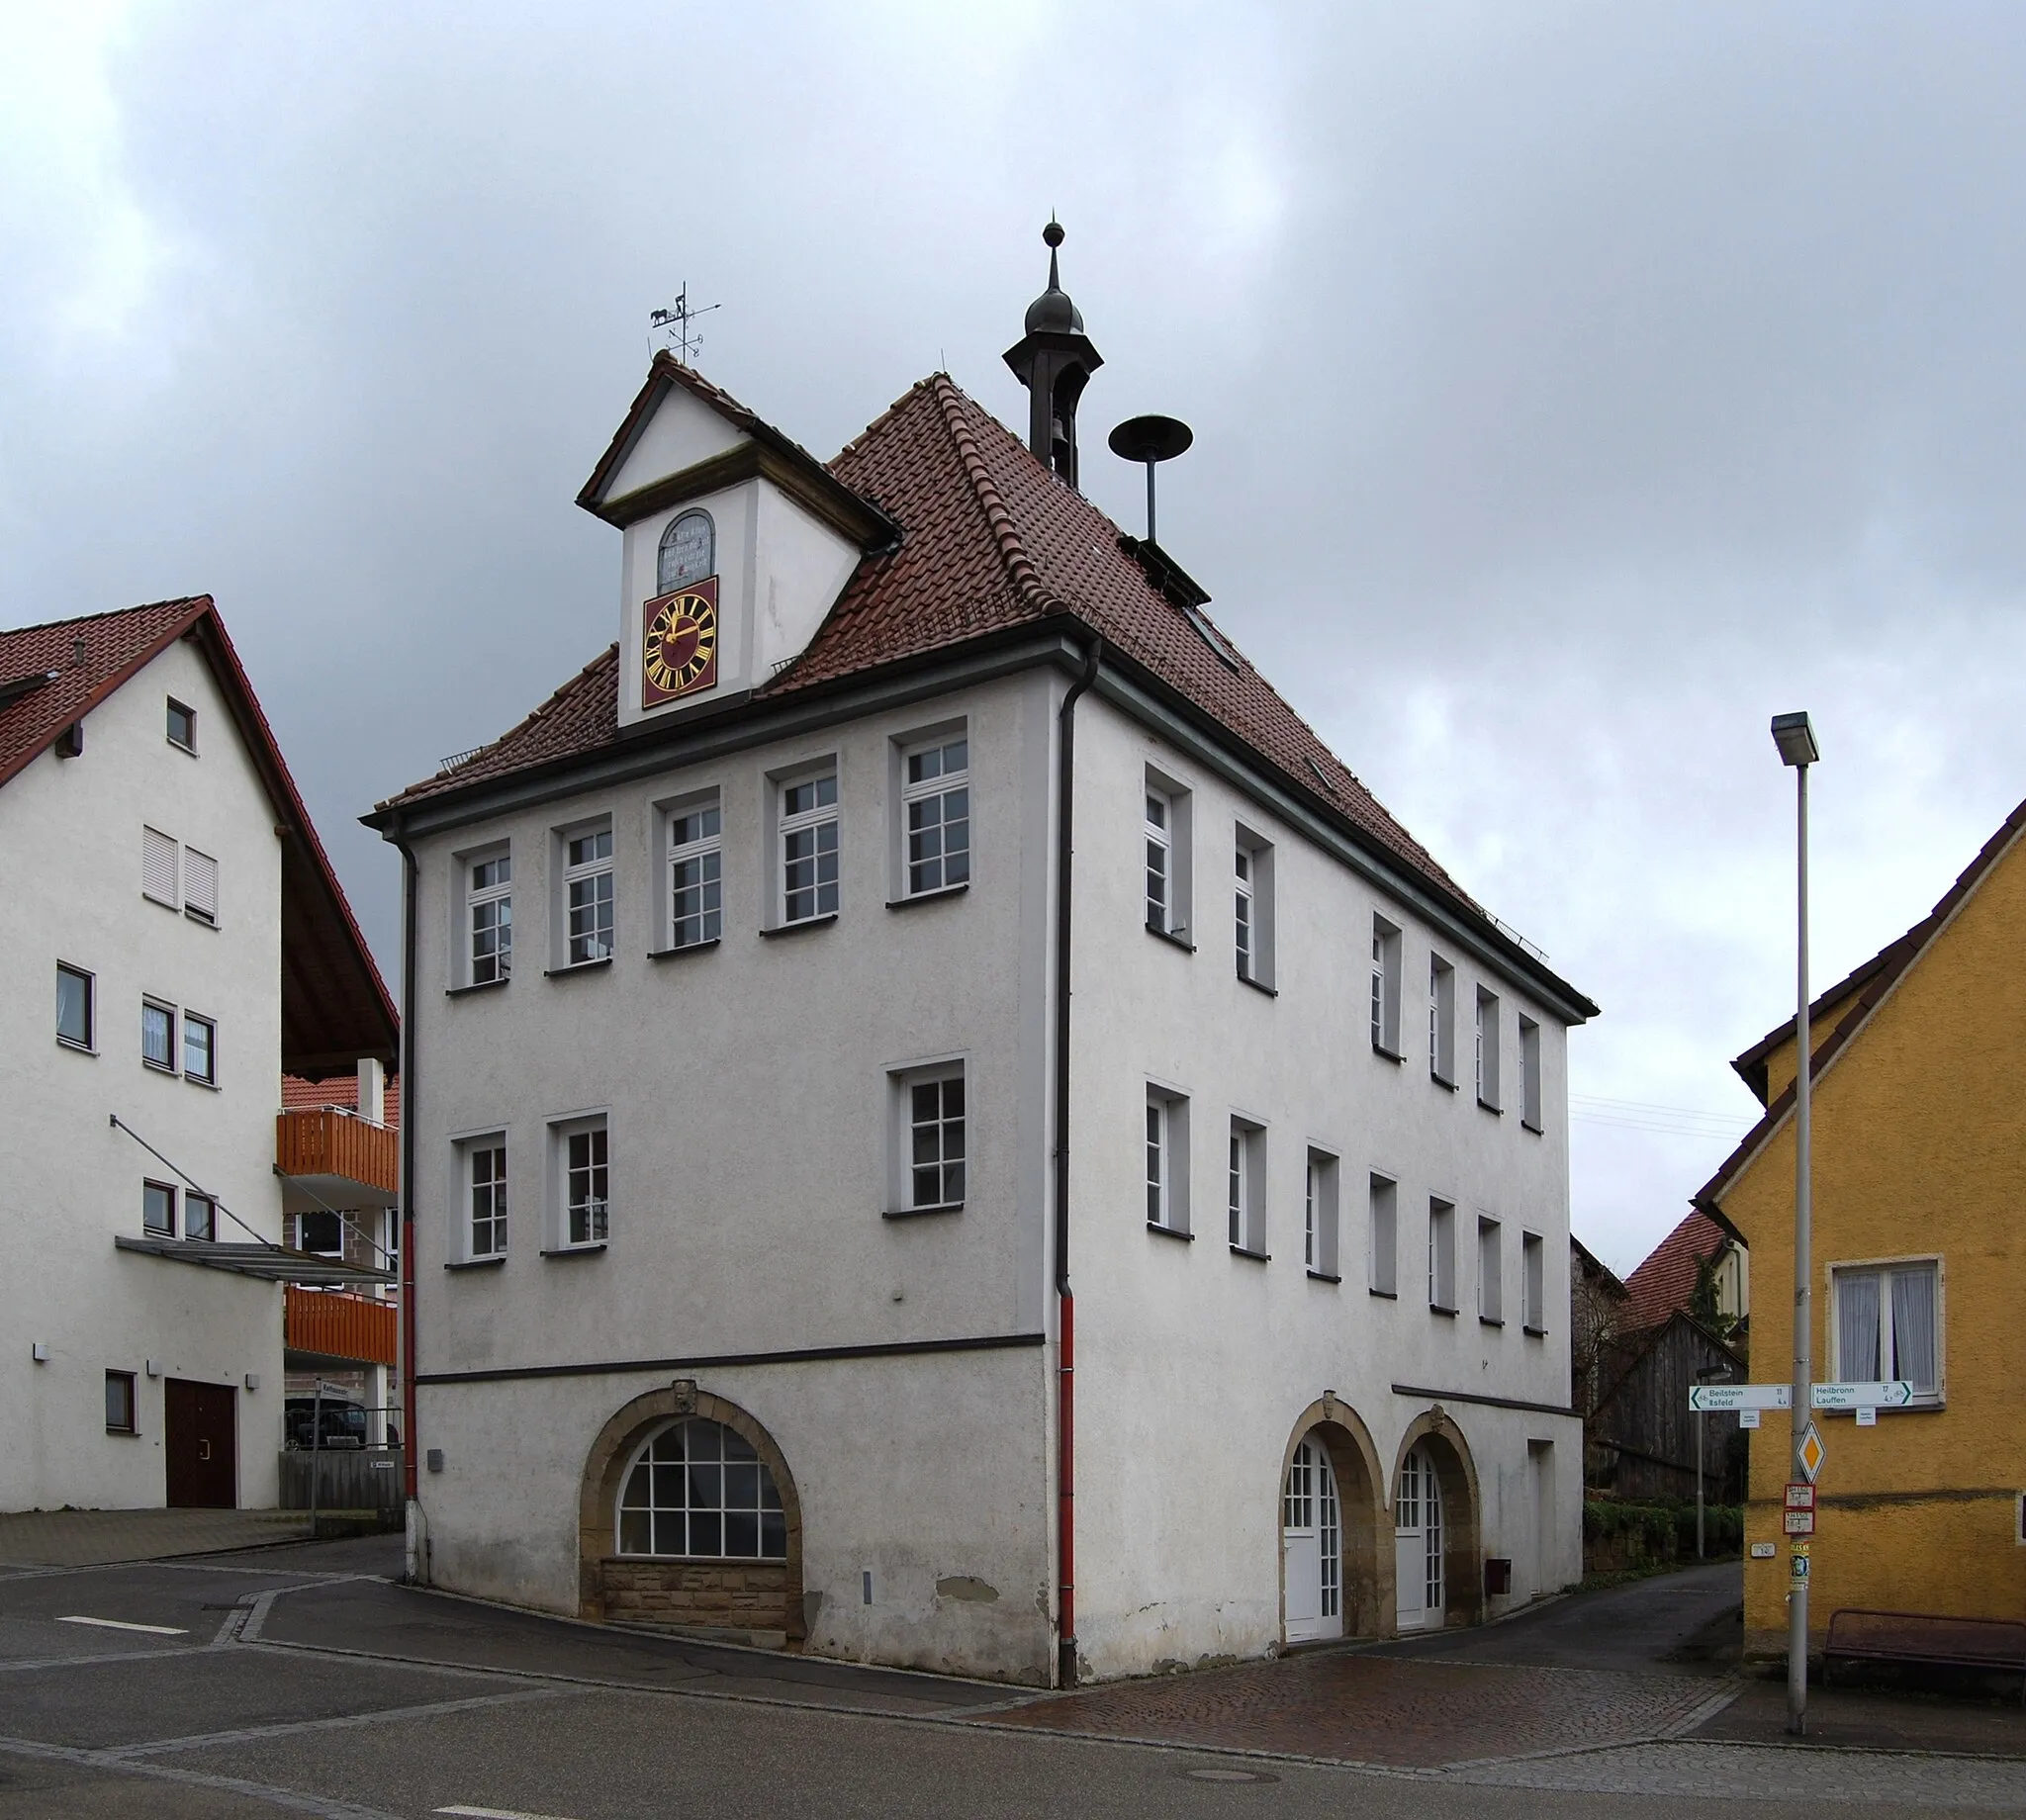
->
[1771,709,1819,1736]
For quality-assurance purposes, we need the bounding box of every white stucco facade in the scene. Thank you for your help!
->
[1,639,286,1511]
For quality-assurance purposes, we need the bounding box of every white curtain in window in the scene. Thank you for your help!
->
[1837,1270,1880,1382]
[1890,1267,1937,1394]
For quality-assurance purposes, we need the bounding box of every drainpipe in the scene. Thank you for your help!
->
[1054,635,1101,1690]
[394,833,422,1583]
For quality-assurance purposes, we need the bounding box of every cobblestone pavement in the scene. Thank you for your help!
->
[0,1508,311,1569]
[981,1652,1736,1767]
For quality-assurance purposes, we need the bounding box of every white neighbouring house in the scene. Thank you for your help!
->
[0,597,399,1514]
[367,236,1599,1685]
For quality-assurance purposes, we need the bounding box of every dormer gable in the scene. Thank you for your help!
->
[577,356,896,732]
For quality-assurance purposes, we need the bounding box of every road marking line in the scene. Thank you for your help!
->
[0,1732,405,1818]
[437,1807,586,1819]
[106,1684,578,1759]
[55,1615,187,1635]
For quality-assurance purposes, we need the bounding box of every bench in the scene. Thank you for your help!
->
[1824,1609,2026,1700]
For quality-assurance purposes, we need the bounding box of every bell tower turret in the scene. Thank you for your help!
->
[1003,221,1103,488]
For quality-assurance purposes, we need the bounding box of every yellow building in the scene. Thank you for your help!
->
[1698,796,2026,1660]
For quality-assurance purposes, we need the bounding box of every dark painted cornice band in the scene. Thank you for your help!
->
[372,625,1594,1024]
[1392,1381,1578,1419]
[414,1328,1045,1387]
[589,437,898,550]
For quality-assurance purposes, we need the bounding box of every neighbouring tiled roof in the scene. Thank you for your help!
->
[1,596,398,1074]
[284,1072,401,1134]
[378,368,1535,944]
[1619,1210,1732,1336]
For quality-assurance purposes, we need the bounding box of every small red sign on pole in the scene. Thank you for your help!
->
[1785,1482,1816,1510]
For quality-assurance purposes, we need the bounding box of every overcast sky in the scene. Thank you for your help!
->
[8,1,2024,1274]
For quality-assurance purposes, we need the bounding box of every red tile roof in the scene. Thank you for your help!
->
[284,1072,401,1133]
[379,364,1585,986]
[1619,1210,1732,1336]
[1,597,398,1075]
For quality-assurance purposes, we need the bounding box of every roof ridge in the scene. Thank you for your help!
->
[0,595,205,639]
[929,376,1065,619]
[832,376,942,467]
[394,643,618,806]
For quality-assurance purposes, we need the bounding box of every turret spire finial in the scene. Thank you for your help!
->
[1005,219,1103,488]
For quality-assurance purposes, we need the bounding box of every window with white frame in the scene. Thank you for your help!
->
[1519,1016,1543,1130]
[1521,1231,1546,1332]
[1428,1197,1457,1312]
[141,999,176,1071]
[1476,987,1502,1109]
[1832,1259,1940,1403]
[780,771,839,923]
[667,799,723,949]
[166,697,197,752]
[1234,828,1274,985]
[896,1065,966,1211]
[297,1212,342,1257]
[142,827,178,906]
[1369,1174,1398,1295]
[467,1139,507,1259]
[562,826,613,965]
[555,1118,609,1247]
[1227,1118,1264,1254]
[1478,1217,1503,1322]
[1370,916,1402,1053]
[1306,1148,1339,1278]
[183,1012,216,1085]
[1146,1089,1190,1234]
[57,962,94,1049]
[142,1180,176,1236]
[1429,955,1456,1085]
[901,733,969,895]
[185,1193,217,1242]
[1144,771,1192,939]
[466,854,512,984]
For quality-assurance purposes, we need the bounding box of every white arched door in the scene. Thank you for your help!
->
[1283,1438,1342,1642]
[1394,1445,1444,1631]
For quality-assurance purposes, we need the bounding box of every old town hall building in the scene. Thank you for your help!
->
[369,232,1598,1685]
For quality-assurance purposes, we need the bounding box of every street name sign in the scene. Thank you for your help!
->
[1687,1383,1792,1413]
[1810,1381,1913,1410]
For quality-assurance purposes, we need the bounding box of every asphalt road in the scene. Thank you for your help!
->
[2,1536,2019,1817]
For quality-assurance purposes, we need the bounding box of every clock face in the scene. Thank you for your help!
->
[641,577,719,706]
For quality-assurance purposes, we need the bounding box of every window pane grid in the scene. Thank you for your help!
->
[469,856,512,983]
[909,1076,965,1207]
[904,738,969,895]
[564,830,614,964]
[1235,848,1252,975]
[782,774,839,922]
[567,1128,608,1244]
[670,806,723,947]
[1146,1101,1167,1228]
[1145,793,1169,929]
[617,1418,787,1560]
[470,1145,506,1257]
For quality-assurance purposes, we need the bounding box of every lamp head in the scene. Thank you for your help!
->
[1771,711,1819,768]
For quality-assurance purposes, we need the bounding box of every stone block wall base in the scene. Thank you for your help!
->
[600,1557,791,1638]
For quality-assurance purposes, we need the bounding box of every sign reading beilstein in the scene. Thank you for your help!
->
[1686,1383,1793,1412]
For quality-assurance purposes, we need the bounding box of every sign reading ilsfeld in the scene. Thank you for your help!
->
[1686,1383,1792,1412]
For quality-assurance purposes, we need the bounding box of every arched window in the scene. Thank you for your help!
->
[657,509,715,593]
[617,1418,785,1560]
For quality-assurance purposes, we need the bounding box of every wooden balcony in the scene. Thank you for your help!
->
[276,1107,398,1213]
[284,1285,398,1368]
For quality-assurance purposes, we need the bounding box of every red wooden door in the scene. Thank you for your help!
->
[164,1379,237,1508]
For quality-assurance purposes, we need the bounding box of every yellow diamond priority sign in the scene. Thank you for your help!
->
[1797,1422,1826,1485]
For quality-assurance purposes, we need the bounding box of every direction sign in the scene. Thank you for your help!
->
[1810,1381,1913,1410]
[1687,1383,1793,1413]
[1797,1422,1825,1484]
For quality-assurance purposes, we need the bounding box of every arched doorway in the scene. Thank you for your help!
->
[1278,1399,1388,1645]
[1391,1409,1483,1631]
[578,1385,804,1641]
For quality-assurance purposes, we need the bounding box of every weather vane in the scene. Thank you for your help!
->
[650,284,721,365]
